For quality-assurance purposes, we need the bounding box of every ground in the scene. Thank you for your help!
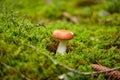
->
[0,0,120,80]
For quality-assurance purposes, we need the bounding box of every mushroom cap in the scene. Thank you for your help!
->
[52,30,74,40]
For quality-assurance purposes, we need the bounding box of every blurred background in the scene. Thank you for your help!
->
[0,0,120,26]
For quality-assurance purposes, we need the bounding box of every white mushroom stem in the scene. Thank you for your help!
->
[56,40,67,55]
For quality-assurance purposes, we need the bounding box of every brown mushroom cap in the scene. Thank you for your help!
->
[52,30,74,40]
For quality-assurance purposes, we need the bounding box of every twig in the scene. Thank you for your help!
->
[0,61,31,80]
[23,43,120,75]
[63,12,78,24]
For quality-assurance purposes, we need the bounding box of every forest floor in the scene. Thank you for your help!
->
[0,0,120,80]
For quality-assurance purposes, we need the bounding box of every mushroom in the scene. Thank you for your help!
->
[52,30,74,55]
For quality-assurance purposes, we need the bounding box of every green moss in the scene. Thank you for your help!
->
[0,0,120,80]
